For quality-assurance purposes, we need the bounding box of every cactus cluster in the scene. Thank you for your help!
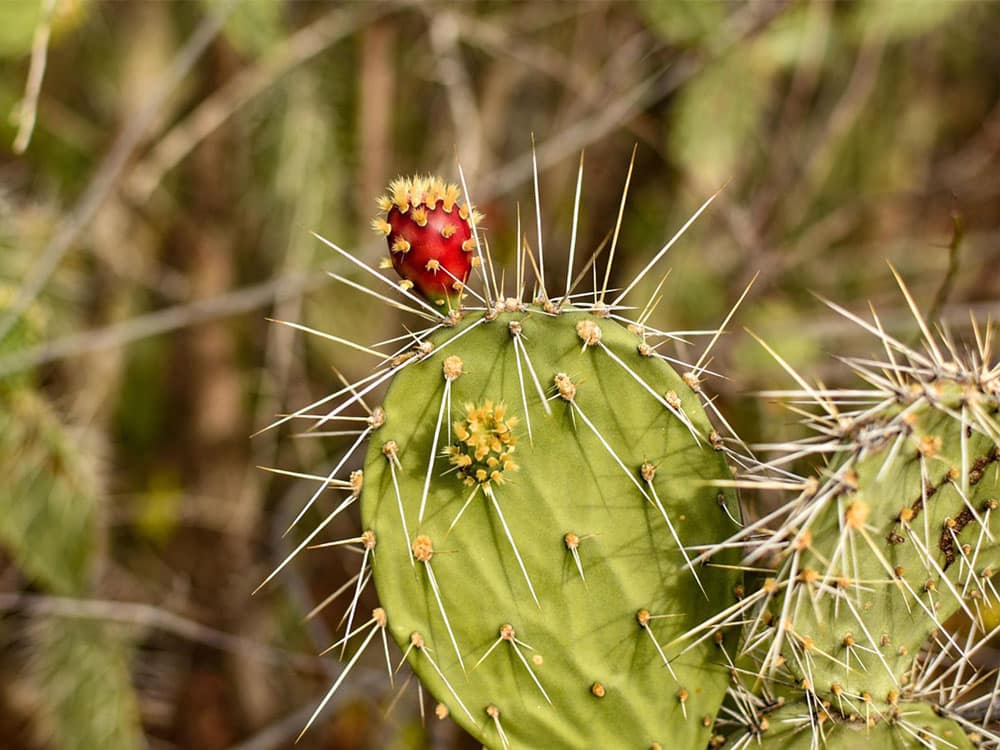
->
[694,294,1000,750]
[259,156,1000,749]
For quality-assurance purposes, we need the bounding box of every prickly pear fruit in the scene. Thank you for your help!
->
[371,176,481,308]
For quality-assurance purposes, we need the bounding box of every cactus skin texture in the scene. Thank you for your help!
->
[747,702,974,750]
[362,308,741,749]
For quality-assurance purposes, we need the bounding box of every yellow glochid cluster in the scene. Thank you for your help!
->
[444,400,518,487]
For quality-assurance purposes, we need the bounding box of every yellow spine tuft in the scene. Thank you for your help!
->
[442,184,461,211]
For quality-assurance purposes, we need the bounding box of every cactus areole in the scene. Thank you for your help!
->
[372,176,480,308]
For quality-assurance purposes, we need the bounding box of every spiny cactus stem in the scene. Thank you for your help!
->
[446,484,482,533]
[509,324,552,444]
[291,166,753,746]
[383,441,415,567]
[636,609,679,680]
[563,531,589,582]
[555,374,654,505]
[918,617,1000,695]
[595,339,702,445]
[417,362,460,524]
[904,520,977,622]
[642,472,707,598]
[510,326,551,411]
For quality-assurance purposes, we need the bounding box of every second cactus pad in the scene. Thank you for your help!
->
[361,306,741,749]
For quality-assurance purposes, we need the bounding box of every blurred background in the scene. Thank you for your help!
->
[1,1,998,748]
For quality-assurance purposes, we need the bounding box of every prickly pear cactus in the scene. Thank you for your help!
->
[699,288,1000,748]
[262,165,749,748]
[363,307,740,748]
[263,158,1000,749]
[746,701,974,750]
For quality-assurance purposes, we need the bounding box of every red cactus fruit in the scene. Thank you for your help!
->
[371,176,483,308]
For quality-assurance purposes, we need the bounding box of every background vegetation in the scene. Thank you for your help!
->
[1,1,998,748]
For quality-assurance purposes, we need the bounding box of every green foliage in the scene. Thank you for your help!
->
[848,0,968,43]
[639,0,727,47]
[202,0,284,57]
[0,0,48,58]
[0,0,88,57]
[0,388,99,594]
[669,52,774,187]
[363,309,740,749]
[29,618,145,750]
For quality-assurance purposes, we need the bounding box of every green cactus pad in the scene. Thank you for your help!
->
[759,385,1000,708]
[747,700,974,750]
[361,307,741,749]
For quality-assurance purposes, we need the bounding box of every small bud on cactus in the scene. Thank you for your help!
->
[373,175,483,308]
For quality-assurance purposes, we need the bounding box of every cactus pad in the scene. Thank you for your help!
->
[692,287,1000,747]
[744,700,974,750]
[361,308,741,749]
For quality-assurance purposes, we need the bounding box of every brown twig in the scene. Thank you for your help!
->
[0,272,329,377]
[0,593,325,673]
